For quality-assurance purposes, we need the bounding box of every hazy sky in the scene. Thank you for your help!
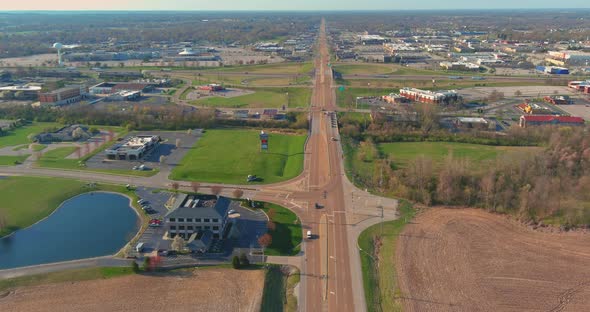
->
[2,0,590,11]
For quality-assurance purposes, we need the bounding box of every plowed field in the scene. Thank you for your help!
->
[396,208,590,312]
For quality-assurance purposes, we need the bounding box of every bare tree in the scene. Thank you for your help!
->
[191,181,200,193]
[267,208,276,220]
[186,129,193,135]
[175,138,181,148]
[232,189,244,199]
[171,182,180,192]
[159,155,167,165]
[210,185,223,196]
[514,90,523,97]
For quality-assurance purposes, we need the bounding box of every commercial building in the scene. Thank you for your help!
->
[454,117,489,130]
[165,194,232,239]
[536,66,569,75]
[107,90,141,101]
[90,82,153,95]
[547,51,590,66]
[519,115,585,128]
[381,93,408,104]
[399,88,459,104]
[39,85,85,105]
[517,102,553,114]
[568,80,590,93]
[360,35,389,45]
[105,135,161,160]
[440,61,480,71]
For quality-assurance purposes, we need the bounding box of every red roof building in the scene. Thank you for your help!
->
[519,115,585,128]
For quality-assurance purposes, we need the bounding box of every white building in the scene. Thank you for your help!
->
[105,135,160,160]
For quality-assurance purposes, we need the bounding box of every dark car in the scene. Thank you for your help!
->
[315,203,323,209]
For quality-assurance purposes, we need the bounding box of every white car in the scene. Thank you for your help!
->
[228,209,236,215]
[307,230,312,239]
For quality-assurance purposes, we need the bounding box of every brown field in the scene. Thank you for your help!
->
[396,208,590,312]
[2,268,264,312]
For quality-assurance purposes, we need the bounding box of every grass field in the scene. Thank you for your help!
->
[261,203,302,256]
[379,142,539,170]
[0,267,135,293]
[215,62,314,74]
[358,201,415,312]
[333,63,396,75]
[0,155,29,166]
[0,122,61,148]
[190,87,311,108]
[336,87,392,108]
[0,176,89,237]
[170,129,306,184]
[194,75,311,87]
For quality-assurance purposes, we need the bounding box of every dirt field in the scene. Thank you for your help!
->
[1,268,264,312]
[396,208,590,312]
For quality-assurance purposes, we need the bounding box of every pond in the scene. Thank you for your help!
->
[0,192,140,270]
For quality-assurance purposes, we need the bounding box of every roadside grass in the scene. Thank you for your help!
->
[260,265,287,312]
[215,62,314,74]
[0,122,61,149]
[333,63,396,75]
[341,79,551,90]
[195,75,312,87]
[0,155,29,166]
[0,267,135,293]
[170,129,305,184]
[0,176,90,237]
[261,203,302,256]
[189,87,311,108]
[358,200,416,312]
[285,269,300,312]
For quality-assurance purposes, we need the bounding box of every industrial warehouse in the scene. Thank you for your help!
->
[105,135,161,160]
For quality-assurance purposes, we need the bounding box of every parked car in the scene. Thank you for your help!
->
[315,203,323,209]
[307,231,312,239]
[247,175,257,182]
[228,209,236,215]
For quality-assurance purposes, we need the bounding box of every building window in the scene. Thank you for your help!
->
[196,226,202,230]
[179,226,185,230]
[178,218,185,222]
[213,226,219,230]
[186,218,193,223]
[204,218,210,223]
[170,225,176,230]
[169,218,176,222]
[196,218,202,222]
[204,226,210,230]
[187,226,193,231]
[212,218,219,223]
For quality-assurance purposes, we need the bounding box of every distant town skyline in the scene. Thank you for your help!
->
[2,0,590,11]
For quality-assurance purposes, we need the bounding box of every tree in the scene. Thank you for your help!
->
[191,181,200,193]
[232,189,244,199]
[131,261,140,273]
[232,255,241,269]
[515,90,522,97]
[171,182,180,192]
[175,138,181,148]
[239,253,250,267]
[267,221,276,231]
[211,185,223,196]
[159,155,167,165]
[171,235,185,252]
[142,257,151,271]
[258,233,272,248]
[267,208,276,220]
[187,129,193,135]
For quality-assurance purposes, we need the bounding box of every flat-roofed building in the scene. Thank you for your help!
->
[165,194,232,239]
[39,85,85,106]
[105,135,161,160]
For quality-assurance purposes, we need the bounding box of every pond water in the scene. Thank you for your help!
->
[0,192,140,270]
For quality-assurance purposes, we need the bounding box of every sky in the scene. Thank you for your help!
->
[2,0,590,11]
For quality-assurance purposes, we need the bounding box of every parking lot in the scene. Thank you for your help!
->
[85,130,202,171]
[130,188,268,263]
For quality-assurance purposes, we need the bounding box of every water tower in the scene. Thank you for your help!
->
[53,42,64,66]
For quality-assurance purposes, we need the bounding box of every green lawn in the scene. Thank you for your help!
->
[333,63,396,75]
[190,87,311,108]
[379,142,539,170]
[0,267,135,293]
[170,129,306,184]
[359,201,415,312]
[0,176,89,237]
[261,203,302,256]
[37,146,157,177]
[0,155,29,166]
[0,122,61,148]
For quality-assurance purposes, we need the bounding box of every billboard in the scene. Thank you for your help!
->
[260,130,269,150]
